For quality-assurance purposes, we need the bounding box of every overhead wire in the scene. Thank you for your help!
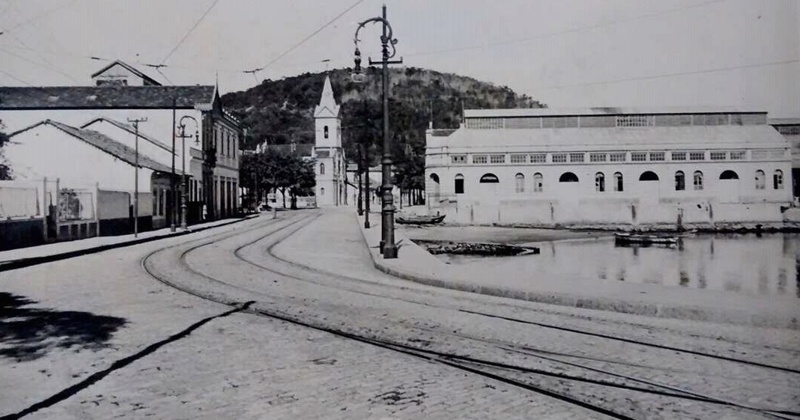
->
[528,58,800,92]
[245,0,366,76]
[161,0,220,64]
[405,0,733,58]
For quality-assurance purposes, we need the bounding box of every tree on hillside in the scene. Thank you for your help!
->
[0,120,11,180]
[222,67,546,205]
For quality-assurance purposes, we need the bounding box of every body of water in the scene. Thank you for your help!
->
[437,234,800,299]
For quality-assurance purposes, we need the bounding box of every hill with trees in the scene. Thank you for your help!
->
[222,67,544,200]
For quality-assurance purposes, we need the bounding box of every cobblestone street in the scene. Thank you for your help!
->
[1,210,799,419]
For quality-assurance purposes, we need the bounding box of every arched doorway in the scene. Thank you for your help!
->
[719,169,740,203]
[429,173,440,200]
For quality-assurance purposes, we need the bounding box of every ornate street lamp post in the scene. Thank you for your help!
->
[353,4,402,258]
[178,115,199,230]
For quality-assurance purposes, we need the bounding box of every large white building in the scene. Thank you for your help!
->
[425,107,793,228]
[312,76,347,206]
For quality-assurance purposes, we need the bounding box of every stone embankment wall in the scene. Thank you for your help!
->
[433,198,795,231]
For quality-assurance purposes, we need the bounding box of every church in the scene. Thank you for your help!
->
[425,107,793,228]
[312,76,348,207]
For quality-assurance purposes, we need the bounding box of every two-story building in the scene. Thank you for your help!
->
[0,61,242,223]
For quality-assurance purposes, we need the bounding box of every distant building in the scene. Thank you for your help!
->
[0,61,242,222]
[91,60,162,87]
[312,76,347,206]
[769,118,800,199]
[425,107,793,228]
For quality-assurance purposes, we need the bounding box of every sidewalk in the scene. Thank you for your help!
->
[274,207,799,329]
[0,215,257,271]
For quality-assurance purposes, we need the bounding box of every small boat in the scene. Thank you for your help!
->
[614,232,680,246]
[395,214,446,225]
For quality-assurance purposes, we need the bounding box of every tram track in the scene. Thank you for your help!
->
[141,211,800,419]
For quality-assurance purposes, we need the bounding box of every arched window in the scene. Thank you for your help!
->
[693,171,704,190]
[515,173,525,193]
[755,170,765,190]
[595,172,605,192]
[319,162,325,175]
[719,170,739,180]
[675,171,685,191]
[533,173,543,192]
[455,173,465,194]
[320,187,325,196]
[430,173,440,184]
[479,173,499,183]
[324,125,329,139]
[774,170,784,189]
[639,171,659,181]
[559,172,579,183]
[614,172,624,192]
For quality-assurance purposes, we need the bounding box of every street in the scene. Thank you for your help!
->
[1,210,799,419]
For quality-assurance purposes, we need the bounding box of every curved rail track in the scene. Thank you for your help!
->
[142,212,800,419]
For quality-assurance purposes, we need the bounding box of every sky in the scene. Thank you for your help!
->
[0,0,798,117]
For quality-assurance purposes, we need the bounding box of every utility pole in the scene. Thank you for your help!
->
[170,100,177,232]
[128,117,147,237]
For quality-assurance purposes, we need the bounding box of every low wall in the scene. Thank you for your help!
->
[434,197,788,228]
[0,219,45,250]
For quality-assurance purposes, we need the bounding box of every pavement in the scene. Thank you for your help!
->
[357,211,800,330]
[1,208,798,419]
[0,214,258,271]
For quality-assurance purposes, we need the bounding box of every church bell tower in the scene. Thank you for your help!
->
[313,75,345,206]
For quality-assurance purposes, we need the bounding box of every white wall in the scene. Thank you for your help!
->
[427,159,792,226]
[6,124,154,194]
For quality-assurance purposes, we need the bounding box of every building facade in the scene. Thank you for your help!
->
[769,118,800,199]
[425,107,793,228]
[312,76,347,206]
[0,62,242,222]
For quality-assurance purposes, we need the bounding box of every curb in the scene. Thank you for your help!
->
[0,215,259,273]
[356,214,799,330]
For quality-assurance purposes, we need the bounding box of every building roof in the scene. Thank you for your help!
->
[10,120,177,174]
[90,60,162,86]
[464,106,767,119]
[428,125,788,152]
[0,85,216,110]
[81,117,173,153]
[768,118,800,126]
[314,75,340,118]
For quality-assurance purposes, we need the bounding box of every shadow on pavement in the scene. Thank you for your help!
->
[0,292,127,361]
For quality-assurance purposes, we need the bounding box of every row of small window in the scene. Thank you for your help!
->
[437,169,785,194]
[454,150,779,165]
[214,128,238,158]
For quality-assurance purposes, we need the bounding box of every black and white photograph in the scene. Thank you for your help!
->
[0,0,798,418]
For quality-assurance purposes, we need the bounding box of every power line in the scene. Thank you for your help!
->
[1,2,79,83]
[161,0,220,64]
[1,0,80,35]
[247,0,365,75]
[406,0,732,58]
[0,46,79,83]
[528,58,800,92]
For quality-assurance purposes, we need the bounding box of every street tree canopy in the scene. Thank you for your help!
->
[240,149,315,209]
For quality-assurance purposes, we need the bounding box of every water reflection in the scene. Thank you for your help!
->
[440,233,800,298]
